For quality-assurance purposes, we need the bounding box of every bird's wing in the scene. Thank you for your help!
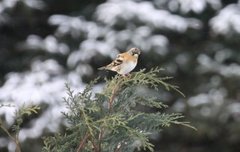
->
[112,54,124,66]
[98,51,138,72]
[105,53,124,69]
[98,53,125,71]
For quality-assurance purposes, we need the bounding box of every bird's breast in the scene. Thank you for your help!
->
[118,61,137,75]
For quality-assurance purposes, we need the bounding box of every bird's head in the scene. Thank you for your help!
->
[128,48,141,57]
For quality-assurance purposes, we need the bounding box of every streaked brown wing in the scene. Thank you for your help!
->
[112,58,123,66]
[98,52,128,72]
[108,53,124,67]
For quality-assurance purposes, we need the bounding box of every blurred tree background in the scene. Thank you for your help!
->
[0,0,240,152]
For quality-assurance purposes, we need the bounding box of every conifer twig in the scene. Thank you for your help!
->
[114,143,122,152]
[108,77,122,111]
[89,137,100,152]
[76,132,90,152]
[98,128,104,152]
[0,125,21,152]
[108,85,118,111]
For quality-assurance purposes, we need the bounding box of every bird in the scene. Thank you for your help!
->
[98,48,141,76]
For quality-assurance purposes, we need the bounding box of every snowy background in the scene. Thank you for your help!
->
[0,0,240,152]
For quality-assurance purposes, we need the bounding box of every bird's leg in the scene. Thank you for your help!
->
[126,73,132,78]
[123,73,131,77]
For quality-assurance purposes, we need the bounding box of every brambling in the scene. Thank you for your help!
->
[98,48,141,76]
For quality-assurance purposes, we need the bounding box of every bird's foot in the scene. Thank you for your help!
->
[123,73,131,78]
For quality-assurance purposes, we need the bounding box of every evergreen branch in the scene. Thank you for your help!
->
[134,97,168,109]
[64,83,79,118]
[80,107,95,137]
[42,67,194,152]
[172,121,197,131]
[122,125,154,152]
[76,132,90,152]
[96,114,127,131]
[0,105,19,150]
[0,124,21,152]
[114,143,122,152]
[17,105,40,116]
[108,84,120,111]
[97,127,104,152]
[0,105,40,152]
[104,67,185,97]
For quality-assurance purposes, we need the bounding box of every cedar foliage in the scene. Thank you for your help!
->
[42,67,195,152]
[0,104,40,152]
